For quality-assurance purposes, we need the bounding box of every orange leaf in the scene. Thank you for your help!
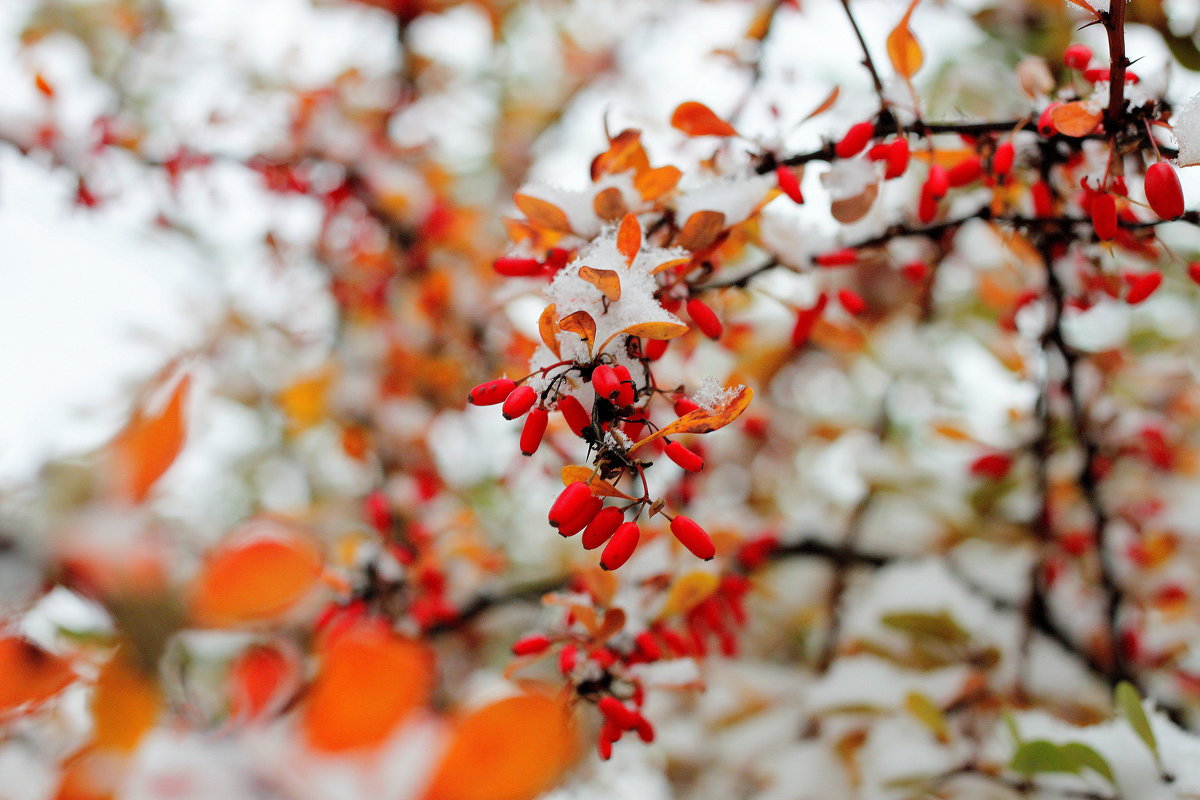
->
[538,303,561,358]
[630,385,754,452]
[278,366,333,433]
[676,210,726,252]
[592,186,627,221]
[616,213,641,265]
[561,465,635,500]
[803,86,841,122]
[0,637,75,714]
[302,625,433,752]
[831,182,879,224]
[1050,101,1102,137]
[670,101,738,138]
[558,310,597,353]
[230,642,299,721]
[617,320,689,341]
[425,691,577,800]
[634,165,681,201]
[578,267,622,301]
[109,374,190,503]
[886,0,923,79]
[513,194,572,233]
[91,649,161,753]
[1063,0,1097,13]
[651,256,692,274]
[190,521,324,626]
[590,129,650,181]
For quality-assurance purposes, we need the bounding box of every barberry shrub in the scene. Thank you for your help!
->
[6,0,1200,798]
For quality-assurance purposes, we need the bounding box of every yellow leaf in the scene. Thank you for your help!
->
[561,466,635,500]
[905,691,949,742]
[1050,101,1102,137]
[578,267,622,301]
[651,256,692,274]
[670,101,738,138]
[886,0,923,79]
[278,366,332,432]
[109,373,190,503]
[630,386,754,453]
[676,210,726,252]
[617,213,641,265]
[514,194,572,233]
[618,321,689,341]
[661,571,720,617]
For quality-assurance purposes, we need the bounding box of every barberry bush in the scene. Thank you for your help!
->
[6,0,1200,797]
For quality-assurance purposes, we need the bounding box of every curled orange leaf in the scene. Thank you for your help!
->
[578,267,622,301]
[513,194,572,233]
[592,186,627,221]
[630,385,754,452]
[676,210,727,252]
[558,310,597,353]
[561,465,635,500]
[634,165,682,201]
[1050,101,1102,137]
[538,303,561,358]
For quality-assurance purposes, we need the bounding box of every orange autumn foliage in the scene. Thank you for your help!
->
[108,374,190,503]
[0,637,75,714]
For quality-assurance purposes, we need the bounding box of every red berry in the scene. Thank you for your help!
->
[549,481,594,529]
[814,248,857,267]
[1125,271,1162,305]
[837,289,866,316]
[900,261,928,283]
[665,441,704,472]
[775,165,803,204]
[493,257,543,277]
[468,378,516,405]
[835,121,875,159]
[612,365,635,407]
[992,141,1015,176]
[970,452,1012,480]
[1038,103,1061,137]
[592,364,620,401]
[598,697,638,729]
[925,165,949,199]
[1031,180,1055,218]
[601,522,640,570]
[670,515,715,560]
[644,339,668,360]
[687,297,723,340]
[633,714,655,743]
[791,293,828,348]
[918,185,939,223]
[502,384,537,420]
[674,397,701,416]
[885,138,911,180]
[635,631,662,660]
[1090,193,1117,240]
[1188,262,1200,285]
[557,394,591,435]
[948,156,982,188]
[559,644,578,674]
[559,495,602,537]
[582,506,624,550]
[519,408,549,455]
[511,634,551,656]
[1063,44,1092,70]
[1145,162,1184,220]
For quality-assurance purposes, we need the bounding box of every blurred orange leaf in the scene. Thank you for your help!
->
[676,210,726,251]
[109,374,190,503]
[1050,101,1102,136]
[230,642,299,721]
[590,129,650,180]
[803,86,841,122]
[514,194,572,233]
[91,649,161,753]
[425,691,577,800]
[634,165,681,200]
[539,303,562,357]
[0,637,75,714]
[631,386,753,452]
[592,186,627,221]
[190,522,323,626]
[661,571,720,617]
[616,320,689,341]
[302,625,433,752]
[278,366,332,432]
[616,213,641,265]
[886,0,923,79]
[671,101,738,137]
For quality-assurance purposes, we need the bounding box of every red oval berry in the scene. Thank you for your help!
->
[612,365,635,407]
[918,183,939,223]
[511,634,551,656]
[591,364,620,401]
[1145,162,1184,221]
[925,165,949,199]
[948,156,982,188]
[492,257,543,277]
[670,515,715,560]
[598,697,638,729]
[468,378,516,406]
[557,394,591,436]
[634,631,662,660]
[835,121,874,159]
[992,141,1015,176]
[1063,44,1092,70]
[558,495,602,537]
[633,714,655,743]
[1082,67,1108,83]
[601,521,640,570]
[686,297,723,339]
[838,288,866,316]
[558,644,578,674]
[1188,262,1200,285]
[583,506,625,550]
[885,138,911,180]
[519,408,548,456]
[775,165,804,204]
[814,248,857,267]
[791,293,828,348]
[549,481,594,529]
[1125,271,1163,305]
[665,441,704,472]
[644,339,668,360]
[1031,180,1054,218]
[501,384,536,420]
[1090,193,1117,240]
[1038,103,1061,137]
[970,452,1012,480]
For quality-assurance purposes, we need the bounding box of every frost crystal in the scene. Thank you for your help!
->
[1175,92,1200,167]
[692,376,741,413]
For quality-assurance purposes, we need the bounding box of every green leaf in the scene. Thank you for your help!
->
[881,610,970,647]
[905,691,949,742]
[1060,742,1115,784]
[1115,681,1158,760]
[1011,740,1076,776]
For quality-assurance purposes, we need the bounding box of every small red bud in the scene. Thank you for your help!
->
[775,165,803,204]
[519,408,549,455]
[511,634,551,656]
[1063,44,1092,70]
[665,441,704,472]
[835,121,875,159]
[582,506,625,550]
[601,521,640,570]
[1145,162,1184,220]
[814,248,857,267]
[468,378,516,406]
[557,395,591,436]
[670,515,715,560]
[502,384,537,419]
[687,297,723,339]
